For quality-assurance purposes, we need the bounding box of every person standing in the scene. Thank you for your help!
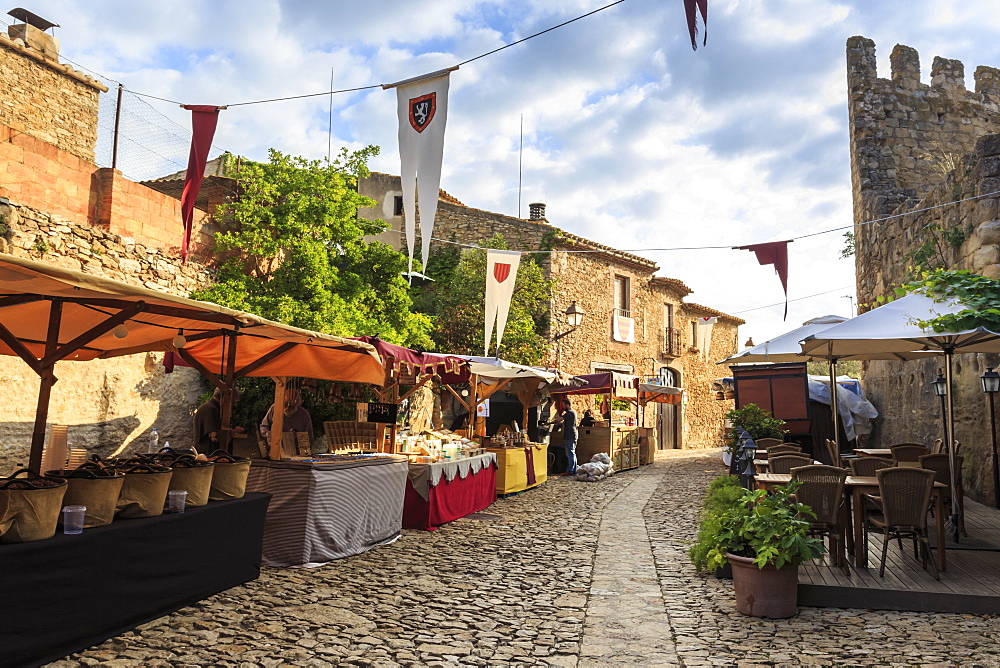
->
[551,400,579,475]
[260,388,314,446]
[193,387,243,453]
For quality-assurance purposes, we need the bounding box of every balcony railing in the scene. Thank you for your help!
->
[613,307,631,319]
[662,327,682,357]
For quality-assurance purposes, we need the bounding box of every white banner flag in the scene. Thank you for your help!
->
[485,249,521,355]
[391,71,452,276]
[696,316,717,361]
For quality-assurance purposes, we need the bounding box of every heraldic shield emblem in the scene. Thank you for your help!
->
[408,92,437,133]
[493,262,511,283]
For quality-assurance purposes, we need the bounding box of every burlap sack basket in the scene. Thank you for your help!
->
[45,467,125,528]
[0,469,68,543]
[205,450,251,501]
[163,455,215,507]
[114,462,173,519]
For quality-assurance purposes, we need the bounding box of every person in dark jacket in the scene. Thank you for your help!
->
[550,400,579,475]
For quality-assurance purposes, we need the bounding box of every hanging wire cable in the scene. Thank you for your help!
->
[115,2,625,108]
[728,286,854,315]
[378,188,1000,255]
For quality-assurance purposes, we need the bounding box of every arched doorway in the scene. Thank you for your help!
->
[657,367,681,449]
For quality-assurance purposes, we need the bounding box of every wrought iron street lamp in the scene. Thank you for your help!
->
[981,367,1000,509]
[932,370,948,445]
[552,301,585,367]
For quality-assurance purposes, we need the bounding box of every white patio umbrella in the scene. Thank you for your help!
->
[800,291,1000,540]
[718,314,875,466]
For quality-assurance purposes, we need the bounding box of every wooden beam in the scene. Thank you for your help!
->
[234,342,296,379]
[397,374,434,403]
[0,319,40,372]
[39,301,145,367]
[64,296,244,325]
[0,294,44,308]
[219,331,239,452]
[269,377,287,460]
[28,300,62,472]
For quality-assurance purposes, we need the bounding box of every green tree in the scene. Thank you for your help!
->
[413,233,553,364]
[192,148,432,347]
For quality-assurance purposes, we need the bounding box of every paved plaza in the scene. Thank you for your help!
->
[51,451,1000,667]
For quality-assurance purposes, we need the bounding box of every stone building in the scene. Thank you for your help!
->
[359,173,744,450]
[0,17,219,472]
[848,36,1000,503]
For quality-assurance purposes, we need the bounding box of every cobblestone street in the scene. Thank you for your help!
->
[51,451,1000,667]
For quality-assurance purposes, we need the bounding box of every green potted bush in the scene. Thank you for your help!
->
[701,482,825,618]
[689,474,744,578]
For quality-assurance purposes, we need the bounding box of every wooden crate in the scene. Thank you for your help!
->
[323,421,391,452]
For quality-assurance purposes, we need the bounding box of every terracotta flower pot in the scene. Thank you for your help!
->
[727,553,799,618]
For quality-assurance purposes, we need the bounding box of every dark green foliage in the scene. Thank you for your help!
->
[689,475,744,573]
[191,148,432,347]
[724,403,787,453]
[897,269,1000,332]
[700,482,826,571]
[410,233,553,364]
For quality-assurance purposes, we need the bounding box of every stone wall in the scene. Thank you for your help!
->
[0,31,105,162]
[359,173,743,450]
[848,36,1000,504]
[0,200,214,475]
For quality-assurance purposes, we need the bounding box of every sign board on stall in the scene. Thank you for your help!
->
[367,402,399,424]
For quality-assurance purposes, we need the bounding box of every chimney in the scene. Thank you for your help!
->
[529,202,546,221]
[7,8,60,59]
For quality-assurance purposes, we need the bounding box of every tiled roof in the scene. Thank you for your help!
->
[683,302,745,325]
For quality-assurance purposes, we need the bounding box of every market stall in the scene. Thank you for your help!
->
[402,451,497,530]
[633,383,683,464]
[550,371,642,471]
[455,356,565,496]
[246,455,408,566]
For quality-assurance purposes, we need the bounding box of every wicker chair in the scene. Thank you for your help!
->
[849,457,893,477]
[755,438,784,450]
[918,453,966,537]
[769,453,813,474]
[890,443,929,464]
[824,438,840,467]
[792,464,849,567]
[864,467,939,579]
[766,444,802,459]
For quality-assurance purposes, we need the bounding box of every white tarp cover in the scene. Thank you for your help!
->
[807,375,878,441]
[454,355,558,381]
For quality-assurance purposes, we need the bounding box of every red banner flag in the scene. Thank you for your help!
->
[180,105,224,264]
[737,240,791,319]
[684,0,708,51]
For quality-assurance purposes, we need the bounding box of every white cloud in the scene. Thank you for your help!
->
[13,0,1000,345]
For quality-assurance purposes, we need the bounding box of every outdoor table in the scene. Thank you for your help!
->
[0,492,271,667]
[757,473,947,572]
[484,443,547,496]
[403,453,497,530]
[853,448,892,457]
[246,456,408,566]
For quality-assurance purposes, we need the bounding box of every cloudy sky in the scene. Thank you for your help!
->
[16,0,1000,347]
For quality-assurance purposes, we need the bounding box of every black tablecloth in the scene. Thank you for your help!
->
[0,492,271,668]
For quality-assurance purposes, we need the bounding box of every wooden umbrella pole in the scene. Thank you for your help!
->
[28,299,62,472]
[829,358,841,467]
[945,351,961,543]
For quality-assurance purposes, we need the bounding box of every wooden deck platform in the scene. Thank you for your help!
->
[798,497,1000,613]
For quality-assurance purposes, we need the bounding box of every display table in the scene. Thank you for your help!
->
[0,492,270,668]
[484,444,547,496]
[403,453,497,530]
[246,456,408,567]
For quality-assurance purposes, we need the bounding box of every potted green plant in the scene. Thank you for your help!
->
[723,404,787,464]
[689,474,744,578]
[702,482,825,618]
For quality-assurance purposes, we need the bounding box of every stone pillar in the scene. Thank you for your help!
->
[932,56,966,97]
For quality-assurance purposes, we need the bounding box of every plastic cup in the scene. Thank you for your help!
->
[167,490,188,514]
[62,505,86,534]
